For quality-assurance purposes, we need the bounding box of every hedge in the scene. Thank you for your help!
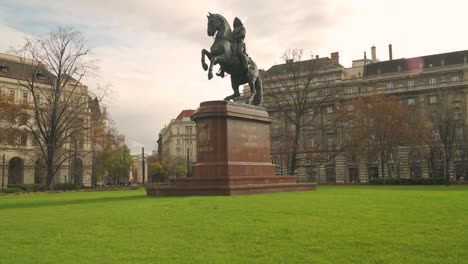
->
[368,177,446,185]
[6,183,78,192]
[7,184,47,192]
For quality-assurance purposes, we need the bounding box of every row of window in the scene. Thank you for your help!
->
[176,139,194,145]
[385,76,461,92]
[7,89,88,105]
[176,126,194,135]
[273,137,335,150]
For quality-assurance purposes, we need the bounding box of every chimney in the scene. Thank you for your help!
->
[330,52,339,64]
[286,59,294,64]
[371,46,377,62]
[388,44,393,60]
[364,51,367,60]
[316,55,319,59]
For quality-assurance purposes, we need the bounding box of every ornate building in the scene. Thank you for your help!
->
[0,53,95,187]
[160,109,197,176]
[238,46,468,183]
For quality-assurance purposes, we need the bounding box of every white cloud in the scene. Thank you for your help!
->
[1,0,468,153]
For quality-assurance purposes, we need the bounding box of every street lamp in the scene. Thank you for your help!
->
[186,147,192,177]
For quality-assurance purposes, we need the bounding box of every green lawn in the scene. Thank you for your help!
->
[0,186,467,264]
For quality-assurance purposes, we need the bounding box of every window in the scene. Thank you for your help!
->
[347,105,355,112]
[34,94,40,104]
[345,87,354,95]
[455,112,463,120]
[326,106,334,114]
[177,139,181,145]
[385,82,394,92]
[326,124,335,134]
[185,126,193,134]
[9,89,15,98]
[20,134,27,146]
[289,124,296,134]
[309,139,315,148]
[456,128,463,138]
[324,88,332,96]
[407,80,415,89]
[432,130,440,141]
[290,112,296,121]
[408,98,416,105]
[176,128,180,134]
[272,123,279,134]
[429,96,438,104]
[429,77,437,88]
[273,141,280,150]
[22,92,28,103]
[451,75,460,83]
[327,138,334,149]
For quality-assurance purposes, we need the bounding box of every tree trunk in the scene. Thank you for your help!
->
[380,151,385,183]
[46,148,55,191]
[289,125,301,176]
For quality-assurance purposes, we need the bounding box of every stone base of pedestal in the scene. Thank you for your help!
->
[147,101,316,197]
[146,180,316,196]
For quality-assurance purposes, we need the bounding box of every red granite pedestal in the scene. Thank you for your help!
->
[146,101,316,196]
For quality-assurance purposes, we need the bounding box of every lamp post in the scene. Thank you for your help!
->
[142,147,145,184]
[186,147,191,177]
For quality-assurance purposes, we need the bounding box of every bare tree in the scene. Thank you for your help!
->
[11,27,98,190]
[263,49,347,176]
[348,94,425,180]
[428,91,463,184]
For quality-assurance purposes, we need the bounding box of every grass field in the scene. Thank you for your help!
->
[0,186,467,264]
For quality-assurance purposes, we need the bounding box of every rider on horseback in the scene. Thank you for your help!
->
[232,17,249,73]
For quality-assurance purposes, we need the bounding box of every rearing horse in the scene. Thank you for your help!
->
[201,13,263,106]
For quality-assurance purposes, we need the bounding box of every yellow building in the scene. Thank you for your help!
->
[160,110,197,176]
[0,53,94,187]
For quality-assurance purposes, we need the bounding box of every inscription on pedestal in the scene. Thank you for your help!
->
[197,122,214,152]
[240,126,258,148]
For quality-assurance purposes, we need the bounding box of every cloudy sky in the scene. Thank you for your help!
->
[0,0,466,154]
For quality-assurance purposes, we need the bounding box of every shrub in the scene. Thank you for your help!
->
[4,187,21,194]
[7,184,47,192]
[53,183,78,191]
[368,177,445,185]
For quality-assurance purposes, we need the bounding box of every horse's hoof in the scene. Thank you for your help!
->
[208,72,213,80]
[202,64,208,71]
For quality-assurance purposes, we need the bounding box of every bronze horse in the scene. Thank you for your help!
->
[201,13,263,106]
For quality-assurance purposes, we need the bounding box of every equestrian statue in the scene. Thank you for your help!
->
[201,13,263,106]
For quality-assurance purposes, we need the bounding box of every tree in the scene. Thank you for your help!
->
[348,94,425,179]
[428,92,463,184]
[263,49,347,176]
[102,145,132,185]
[89,107,123,185]
[161,156,186,178]
[148,162,164,183]
[12,27,98,190]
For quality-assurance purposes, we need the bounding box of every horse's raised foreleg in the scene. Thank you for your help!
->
[208,55,223,80]
[201,49,212,71]
[224,77,241,101]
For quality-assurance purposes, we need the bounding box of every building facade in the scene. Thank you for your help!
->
[160,109,197,176]
[239,47,468,183]
[0,53,94,187]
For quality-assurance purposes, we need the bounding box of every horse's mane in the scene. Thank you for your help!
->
[211,13,232,33]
